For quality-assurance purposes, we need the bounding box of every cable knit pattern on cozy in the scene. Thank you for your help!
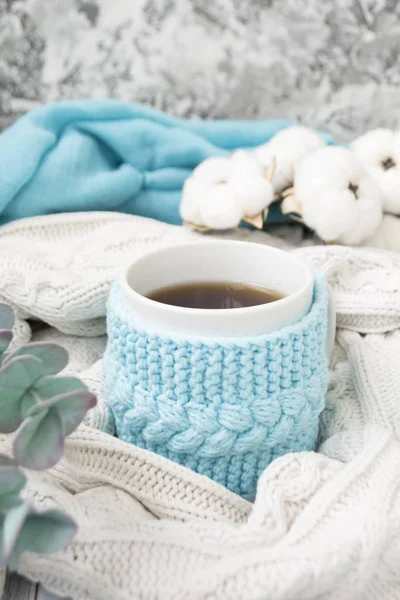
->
[0,213,400,599]
[105,277,328,499]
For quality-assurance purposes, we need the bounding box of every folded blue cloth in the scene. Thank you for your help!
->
[0,99,333,226]
[104,273,329,500]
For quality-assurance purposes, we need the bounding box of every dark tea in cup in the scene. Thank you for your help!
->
[148,281,283,310]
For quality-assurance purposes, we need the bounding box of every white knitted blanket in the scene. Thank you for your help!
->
[1,212,400,600]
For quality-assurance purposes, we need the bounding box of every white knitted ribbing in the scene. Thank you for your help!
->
[295,245,400,333]
[0,212,197,335]
[0,213,399,599]
[19,428,400,600]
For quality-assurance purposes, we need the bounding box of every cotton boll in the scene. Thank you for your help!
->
[230,150,265,178]
[254,126,326,192]
[199,184,243,230]
[180,151,272,230]
[301,189,358,244]
[232,175,274,216]
[229,151,273,215]
[339,191,382,246]
[295,146,383,245]
[191,156,232,187]
[351,171,387,244]
[295,148,344,197]
[351,129,400,215]
[180,177,205,224]
[295,147,359,199]
[180,155,232,225]
[350,129,394,165]
[368,166,400,214]
[295,146,365,190]
[360,215,400,252]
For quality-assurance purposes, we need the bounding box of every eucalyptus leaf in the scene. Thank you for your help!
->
[18,376,88,420]
[0,304,14,331]
[55,390,97,436]
[0,355,43,433]
[12,509,77,558]
[0,330,12,355]
[1,502,77,570]
[14,389,96,470]
[0,466,26,510]
[29,389,97,436]
[8,342,69,376]
[0,501,31,568]
[33,375,87,400]
[19,389,40,420]
[13,410,64,470]
[0,455,17,467]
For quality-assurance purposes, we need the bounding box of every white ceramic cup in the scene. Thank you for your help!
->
[120,240,335,354]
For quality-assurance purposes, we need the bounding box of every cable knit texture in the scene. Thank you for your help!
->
[105,277,328,499]
[0,213,400,599]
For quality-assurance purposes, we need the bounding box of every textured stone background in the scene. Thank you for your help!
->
[0,0,400,140]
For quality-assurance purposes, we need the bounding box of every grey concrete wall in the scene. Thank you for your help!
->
[1,0,400,140]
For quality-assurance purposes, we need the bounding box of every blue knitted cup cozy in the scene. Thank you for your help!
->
[104,273,329,500]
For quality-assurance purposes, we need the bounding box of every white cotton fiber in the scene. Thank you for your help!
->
[180,177,205,224]
[231,173,274,216]
[191,156,232,186]
[351,129,400,215]
[180,151,273,230]
[199,184,243,230]
[294,146,383,245]
[230,149,265,178]
[255,126,326,192]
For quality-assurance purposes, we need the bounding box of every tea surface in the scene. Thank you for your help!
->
[148,281,284,309]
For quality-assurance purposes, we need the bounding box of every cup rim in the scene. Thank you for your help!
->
[120,239,314,318]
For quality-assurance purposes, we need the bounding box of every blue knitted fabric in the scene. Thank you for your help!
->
[104,273,329,500]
